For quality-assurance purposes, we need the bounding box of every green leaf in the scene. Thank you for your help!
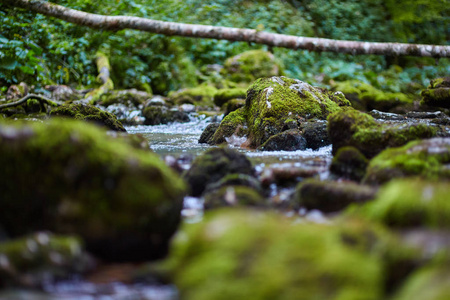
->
[0,58,20,70]
[19,65,35,74]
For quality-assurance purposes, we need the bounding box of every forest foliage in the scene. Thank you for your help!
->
[0,0,449,95]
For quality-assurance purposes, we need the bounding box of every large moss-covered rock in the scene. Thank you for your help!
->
[364,137,450,184]
[51,103,126,131]
[357,178,450,228]
[213,88,247,107]
[330,146,369,181]
[164,209,414,300]
[421,77,450,109]
[223,50,282,83]
[210,76,350,148]
[333,80,414,112]
[0,232,93,287]
[96,89,152,107]
[327,108,437,158]
[183,147,254,196]
[0,119,186,261]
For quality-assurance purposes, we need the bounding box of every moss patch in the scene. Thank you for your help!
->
[51,103,126,131]
[168,83,218,108]
[363,137,450,184]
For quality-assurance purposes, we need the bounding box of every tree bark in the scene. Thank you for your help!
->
[85,51,114,103]
[6,0,450,58]
[0,94,61,110]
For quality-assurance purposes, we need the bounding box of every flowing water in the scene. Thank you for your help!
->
[2,116,333,300]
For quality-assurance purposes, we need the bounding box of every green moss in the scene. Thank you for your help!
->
[168,83,218,107]
[0,119,186,260]
[97,90,151,107]
[204,186,265,209]
[393,263,450,300]
[210,108,247,144]
[328,108,438,158]
[223,50,282,83]
[363,138,450,184]
[213,88,247,107]
[163,209,417,300]
[358,178,450,228]
[330,146,369,181]
[51,103,126,131]
[334,80,414,112]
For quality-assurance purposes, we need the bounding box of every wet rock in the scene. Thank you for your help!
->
[204,186,265,209]
[333,80,414,112]
[421,77,450,109]
[142,105,189,125]
[183,147,254,196]
[51,103,126,131]
[204,173,263,195]
[358,178,450,228]
[300,121,330,149]
[327,108,438,158]
[198,123,220,144]
[213,88,247,107]
[0,119,186,261]
[103,103,144,125]
[363,137,450,184]
[0,232,94,287]
[257,129,307,151]
[211,76,350,148]
[330,146,368,181]
[164,209,412,300]
[293,179,377,213]
[6,82,29,101]
[45,85,82,102]
[260,162,327,186]
[223,50,282,83]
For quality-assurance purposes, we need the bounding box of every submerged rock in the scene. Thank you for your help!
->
[164,209,414,300]
[51,103,126,131]
[363,137,450,184]
[0,119,186,261]
[223,50,282,83]
[327,108,438,158]
[0,232,94,287]
[183,147,254,196]
[358,178,450,229]
[209,76,350,148]
[293,179,377,213]
[421,77,450,109]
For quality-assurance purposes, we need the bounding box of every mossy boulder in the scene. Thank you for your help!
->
[257,129,307,151]
[363,137,450,184]
[164,209,415,300]
[293,179,377,213]
[0,119,186,261]
[300,121,330,149]
[198,123,220,144]
[51,103,126,131]
[0,232,93,287]
[334,80,414,112]
[142,105,189,125]
[393,263,450,300]
[210,76,350,148]
[223,98,245,116]
[421,77,450,109]
[168,83,218,108]
[213,88,247,107]
[330,146,369,181]
[183,147,254,196]
[357,178,450,229]
[223,50,282,83]
[327,108,438,158]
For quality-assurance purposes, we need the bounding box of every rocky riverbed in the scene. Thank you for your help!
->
[1,50,449,299]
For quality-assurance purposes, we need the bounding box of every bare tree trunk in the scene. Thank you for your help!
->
[6,0,450,58]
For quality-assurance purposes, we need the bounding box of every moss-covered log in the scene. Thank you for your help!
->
[0,94,61,111]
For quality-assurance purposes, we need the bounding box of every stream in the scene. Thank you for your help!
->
[0,115,333,300]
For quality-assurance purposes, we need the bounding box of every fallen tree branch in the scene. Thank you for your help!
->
[6,0,450,58]
[85,51,114,103]
[0,94,62,110]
